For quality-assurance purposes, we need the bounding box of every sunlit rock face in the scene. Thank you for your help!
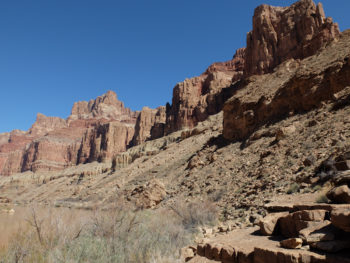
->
[244,0,340,76]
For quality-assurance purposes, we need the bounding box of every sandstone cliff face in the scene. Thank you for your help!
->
[244,0,340,76]
[0,0,343,176]
[150,106,166,140]
[164,48,245,134]
[78,121,134,164]
[29,113,67,136]
[0,133,10,146]
[131,107,158,146]
[224,30,350,141]
[68,90,137,122]
[130,106,167,147]
[0,91,137,175]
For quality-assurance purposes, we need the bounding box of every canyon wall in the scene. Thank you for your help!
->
[244,0,340,76]
[0,0,343,175]
[0,91,137,175]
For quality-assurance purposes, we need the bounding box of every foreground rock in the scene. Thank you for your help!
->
[331,208,350,232]
[188,227,350,263]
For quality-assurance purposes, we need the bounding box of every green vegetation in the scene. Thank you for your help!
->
[315,194,330,204]
[286,183,300,194]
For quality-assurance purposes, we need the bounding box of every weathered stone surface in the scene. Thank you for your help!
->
[333,171,350,186]
[129,179,166,208]
[29,113,67,136]
[68,90,137,122]
[327,185,350,204]
[223,30,350,141]
[279,210,327,237]
[0,91,137,175]
[310,240,350,253]
[259,212,288,235]
[78,121,135,164]
[150,106,166,140]
[165,48,245,135]
[131,106,166,146]
[299,221,335,244]
[280,238,303,249]
[245,0,340,76]
[180,246,195,262]
[331,208,350,232]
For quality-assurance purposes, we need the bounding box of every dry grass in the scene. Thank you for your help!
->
[0,200,217,263]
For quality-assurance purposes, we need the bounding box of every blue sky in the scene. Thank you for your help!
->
[0,0,349,133]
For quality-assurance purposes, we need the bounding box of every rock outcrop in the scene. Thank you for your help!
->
[244,0,340,76]
[164,48,245,135]
[68,90,137,122]
[29,113,67,136]
[130,106,166,146]
[223,30,350,141]
[78,121,135,164]
[0,91,137,175]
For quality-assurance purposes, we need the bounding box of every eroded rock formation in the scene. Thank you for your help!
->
[164,48,245,134]
[244,0,340,76]
[223,30,350,141]
[0,91,137,175]
[131,106,166,146]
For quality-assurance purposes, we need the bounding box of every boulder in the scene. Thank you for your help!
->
[279,210,327,237]
[327,185,350,204]
[310,240,350,253]
[180,246,196,262]
[299,221,335,244]
[259,212,288,235]
[331,208,350,232]
[130,179,167,209]
[280,238,303,249]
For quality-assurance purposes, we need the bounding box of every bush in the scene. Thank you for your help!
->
[286,183,300,194]
[1,200,217,263]
[316,194,330,204]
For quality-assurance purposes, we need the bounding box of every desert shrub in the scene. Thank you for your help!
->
[316,194,330,204]
[169,199,218,231]
[312,185,322,192]
[286,183,300,194]
[1,200,217,263]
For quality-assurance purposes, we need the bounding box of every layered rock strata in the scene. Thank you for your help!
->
[223,30,350,141]
[164,48,245,135]
[244,0,340,76]
[130,106,166,146]
[0,91,137,175]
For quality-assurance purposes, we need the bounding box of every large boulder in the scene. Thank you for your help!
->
[327,185,350,204]
[129,179,167,209]
[279,210,327,237]
[331,208,350,232]
[259,212,288,235]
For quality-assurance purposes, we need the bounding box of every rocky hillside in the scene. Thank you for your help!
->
[1,0,350,260]
[0,0,340,177]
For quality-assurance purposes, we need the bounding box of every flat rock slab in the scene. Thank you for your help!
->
[265,202,350,213]
[190,227,350,263]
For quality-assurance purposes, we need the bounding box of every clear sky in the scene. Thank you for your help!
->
[0,0,349,133]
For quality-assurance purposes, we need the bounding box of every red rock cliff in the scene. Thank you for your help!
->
[244,0,340,76]
[0,91,137,175]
